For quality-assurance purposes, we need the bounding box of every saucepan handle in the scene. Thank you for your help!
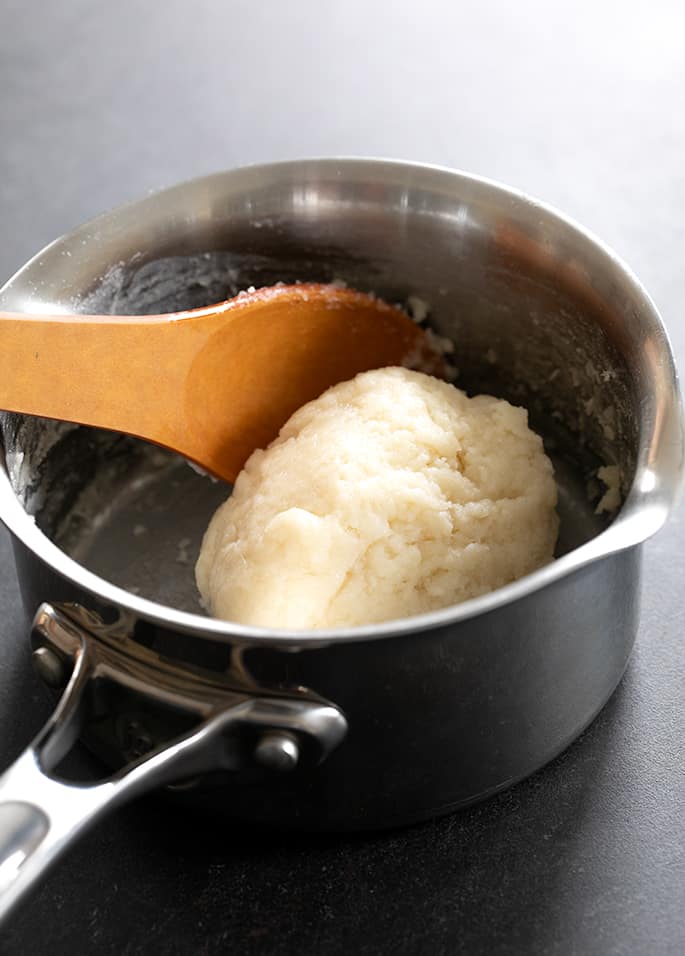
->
[0,649,119,921]
[0,648,216,923]
[0,610,348,925]
[0,752,113,922]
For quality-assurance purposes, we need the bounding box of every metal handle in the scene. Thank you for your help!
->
[0,604,347,925]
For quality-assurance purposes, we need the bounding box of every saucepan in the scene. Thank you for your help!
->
[0,159,682,922]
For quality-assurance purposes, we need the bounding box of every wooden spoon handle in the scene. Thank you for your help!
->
[0,311,191,443]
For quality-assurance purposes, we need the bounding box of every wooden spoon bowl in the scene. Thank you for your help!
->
[0,284,436,482]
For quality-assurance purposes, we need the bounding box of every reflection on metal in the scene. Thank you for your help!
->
[31,647,67,690]
[254,731,300,772]
[0,603,347,924]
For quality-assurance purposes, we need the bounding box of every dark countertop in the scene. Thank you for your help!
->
[1,2,684,953]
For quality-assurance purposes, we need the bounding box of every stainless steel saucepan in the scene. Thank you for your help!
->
[0,159,681,922]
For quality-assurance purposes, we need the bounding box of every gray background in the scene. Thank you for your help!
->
[1,1,683,953]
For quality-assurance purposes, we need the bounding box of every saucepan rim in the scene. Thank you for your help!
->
[0,157,682,646]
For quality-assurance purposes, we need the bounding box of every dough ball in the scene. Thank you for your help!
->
[195,367,558,629]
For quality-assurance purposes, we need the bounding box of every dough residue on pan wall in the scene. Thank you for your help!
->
[195,367,559,629]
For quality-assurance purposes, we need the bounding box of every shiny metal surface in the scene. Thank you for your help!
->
[0,160,681,642]
[0,160,681,851]
[0,602,347,922]
[30,646,67,690]
[254,732,300,773]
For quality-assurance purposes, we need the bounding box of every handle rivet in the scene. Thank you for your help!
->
[254,731,300,772]
[32,646,67,689]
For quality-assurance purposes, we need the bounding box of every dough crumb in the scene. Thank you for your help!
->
[595,464,622,514]
[406,295,429,323]
[196,368,559,629]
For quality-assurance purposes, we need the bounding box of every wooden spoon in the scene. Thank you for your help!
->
[0,283,434,483]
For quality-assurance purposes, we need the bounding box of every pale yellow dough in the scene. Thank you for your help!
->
[195,368,559,629]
